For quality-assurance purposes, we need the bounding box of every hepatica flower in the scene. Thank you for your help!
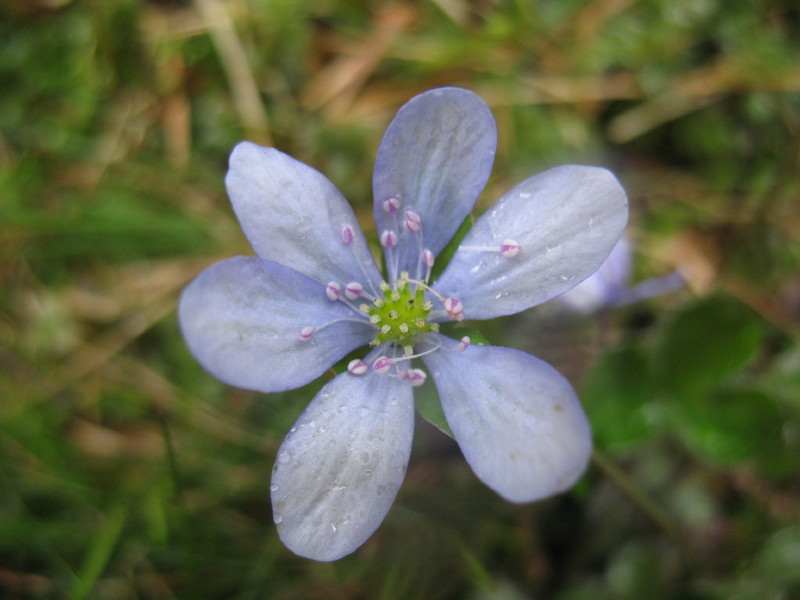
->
[556,233,685,314]
[179,88,628,561]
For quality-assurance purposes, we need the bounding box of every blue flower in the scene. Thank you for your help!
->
[556,233,685,313]
[178,88,628,561]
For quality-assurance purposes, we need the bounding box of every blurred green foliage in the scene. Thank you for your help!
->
[1,0,799,598]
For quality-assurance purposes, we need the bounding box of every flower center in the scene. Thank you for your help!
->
[366,279,436,347]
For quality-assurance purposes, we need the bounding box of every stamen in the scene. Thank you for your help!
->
[299,317,376,341]
[325,281,342,301]
[458,238,521,258]
[500,239,520,258]
[400,368,427,387]
[344,281,364,301]
[405,209,422,225]
[341,225,354,245]
[383,197,400,214]
[373,357,394,374]
[422,249,434,269]
[405,217,421,233]
[380,229,398,248]
[404,278,446,302]
[444,297,465,321]
[420,248,435,283]
[389,338,443,363]
[404,209,422,233]
[347,359,368,376]
[455,336,471,352]
[398,276,464,322]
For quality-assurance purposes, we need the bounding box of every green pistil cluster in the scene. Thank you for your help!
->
[364,279,438,348]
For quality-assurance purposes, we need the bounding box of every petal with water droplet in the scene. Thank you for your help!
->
[434,165,628,320]
[179,257,375,393]
[271,360,414,561]
[226,142,383,290]
[373,87,497,278]
[423,336,591,502]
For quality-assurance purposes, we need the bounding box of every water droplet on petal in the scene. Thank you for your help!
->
[277,451,291,464]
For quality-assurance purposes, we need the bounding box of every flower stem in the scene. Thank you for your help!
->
[591,448,691,557]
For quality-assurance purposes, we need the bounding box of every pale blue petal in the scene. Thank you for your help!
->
[178,257,375,393]
[423,336,591,503]
[271,362,414,561]
[556,233,632,313]
[434,166,628,320]
[226,142,383,291]
[373,88,497,279]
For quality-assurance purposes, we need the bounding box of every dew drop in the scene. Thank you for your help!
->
[277,451,291,464]
[360,451,372,464]
[274,515,283,524]
[270,484,279,492]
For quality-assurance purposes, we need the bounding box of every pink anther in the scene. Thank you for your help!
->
[299,326,315,341]
[383,197,400,214]
[341,225,354,245]
[455,336,471,352]
[401,368,427,387]
[422,249,435,269]
[344,281,364,301]
[380,230,398,248]
[347,359,368,376]
[500,239,520,258]
[325,281,341,301]
[372,356,394,374]
[404,217,421,233]
[444,297,464,321]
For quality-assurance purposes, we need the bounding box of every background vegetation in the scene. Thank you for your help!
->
[1,0,798,598]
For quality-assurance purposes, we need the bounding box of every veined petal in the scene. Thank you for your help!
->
[422,337,591,503]
[226,142,383,292]
[271,363,414,561]
[373,88,497,279]
[434,166,628,320]
[178,257,375,393]
[556,233,632,313]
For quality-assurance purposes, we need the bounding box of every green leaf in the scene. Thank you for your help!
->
[430,214,473,282]
[414,378,453,438]
[580,343,657,451]
[70,504,128,600]
[656,295,762,398]
[672,388,796,476]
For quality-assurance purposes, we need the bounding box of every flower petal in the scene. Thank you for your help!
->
[422,337,591,503]
[556,233,632,313]
[226,141,383,292]
[178,257,375,393]
[373,87,497,279]
[434,165,628,320]
[271,365,414,561]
